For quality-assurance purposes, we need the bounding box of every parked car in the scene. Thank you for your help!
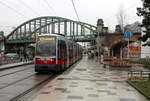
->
[5,53,19,60]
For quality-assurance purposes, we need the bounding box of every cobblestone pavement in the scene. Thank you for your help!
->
[33,57,149,101]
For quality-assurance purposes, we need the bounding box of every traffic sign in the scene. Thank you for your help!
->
[124,30,133,38]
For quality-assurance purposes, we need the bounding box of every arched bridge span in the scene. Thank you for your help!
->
[6,16,97,43]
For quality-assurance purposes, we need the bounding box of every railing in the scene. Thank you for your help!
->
[128,71,150,81]
[0,56,33,65]
[102,58,144,68]
[103,59,132,68]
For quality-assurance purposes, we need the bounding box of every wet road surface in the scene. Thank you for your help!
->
[0,64,52,101]
[32,57,149,101]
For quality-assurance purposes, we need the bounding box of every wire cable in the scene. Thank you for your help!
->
[43,0,56,14]
[39,0,52,14]
[0,26,14,27]
[17,0,41,16]
[0,1,29,19]
[71,0,80,21]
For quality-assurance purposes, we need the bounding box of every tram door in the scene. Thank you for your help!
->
[58,40,67,68]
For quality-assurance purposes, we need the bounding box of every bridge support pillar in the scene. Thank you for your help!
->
[64,21,67,36]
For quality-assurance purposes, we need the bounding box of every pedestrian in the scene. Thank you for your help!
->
[91,50,95,59]
[88,51,91,59]
[23,52,28,62]
[0,53,3,65]
[20,53,24,62]
[95,51,98,62]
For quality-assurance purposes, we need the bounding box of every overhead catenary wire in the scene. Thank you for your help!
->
[17,0,41,16]
[0,26,15,28]
[0,1,29,19]
[71,0,80,22]
[43,0,56,15]
[39,0,52,14]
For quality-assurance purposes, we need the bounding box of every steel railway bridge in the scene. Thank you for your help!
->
[4,16,141,57]
[6,16,97,44]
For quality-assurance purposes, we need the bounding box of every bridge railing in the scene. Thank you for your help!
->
[128,71,150,81]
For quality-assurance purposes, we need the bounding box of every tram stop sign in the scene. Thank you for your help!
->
[124,30,133,38]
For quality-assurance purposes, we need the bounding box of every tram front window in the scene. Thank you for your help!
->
[36,37,56,57]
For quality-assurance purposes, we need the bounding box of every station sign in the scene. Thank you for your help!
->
[124,30,133,38]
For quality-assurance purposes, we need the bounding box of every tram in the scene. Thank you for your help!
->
[34,34,83,73]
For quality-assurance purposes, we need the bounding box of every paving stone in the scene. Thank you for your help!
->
[67,95,83,99]
[109,87,117,89]
[96,83,107,86]
[85,88,93,90]
[97,90,109,93]
[76,69,87,71]
[126,88,136,92]
[69,85,78,87]
[107,92,117,95]
[88,94,99,97]
[71,82,78,84]
[32,57,148,101]
[63,90,71,93]
[55,88,67,92]
[40,92,50,94]
[120,98,136,101]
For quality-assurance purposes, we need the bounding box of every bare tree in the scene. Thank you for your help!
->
[116,5,127,33]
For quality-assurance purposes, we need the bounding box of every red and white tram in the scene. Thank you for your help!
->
[35,34,83,73]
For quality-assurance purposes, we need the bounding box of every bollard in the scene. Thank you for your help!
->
[148,73,150,81]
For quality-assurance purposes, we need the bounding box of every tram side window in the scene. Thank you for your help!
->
[69,43,73,59]
[58,40,67,60]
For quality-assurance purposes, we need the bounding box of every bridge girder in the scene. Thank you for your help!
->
[6,16,97,43]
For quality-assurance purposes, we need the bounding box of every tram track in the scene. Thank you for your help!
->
[10,74,58,101]
[0,66,33,77]
[0,73,53,101]
[0,73,35,89]
[0,64,61,101]
[12,60,82,101]
[0,60,81,101]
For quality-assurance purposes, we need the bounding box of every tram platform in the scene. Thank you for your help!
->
[0,61,33,70]
[33,57,149,101]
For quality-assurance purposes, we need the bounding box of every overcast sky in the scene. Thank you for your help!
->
[0,0,142,35]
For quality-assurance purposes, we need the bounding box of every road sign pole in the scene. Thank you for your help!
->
[124,30,133,59]
[127,38,130,59]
